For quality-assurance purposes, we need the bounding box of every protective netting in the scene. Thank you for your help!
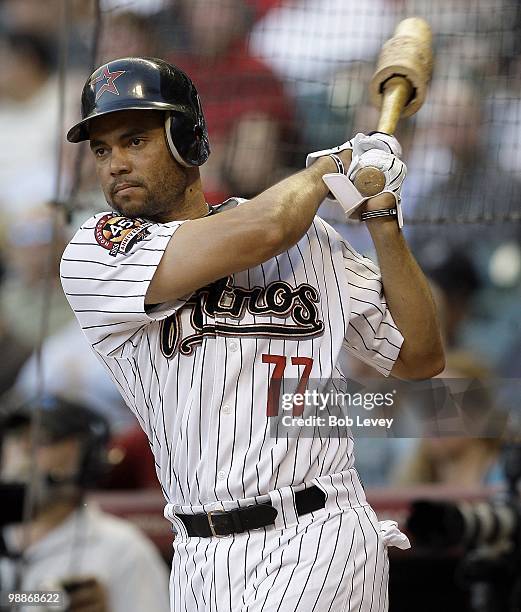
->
[0,0,520,385]
[1,7,521,597]
[58,0,521,224]
[71,0,521,376]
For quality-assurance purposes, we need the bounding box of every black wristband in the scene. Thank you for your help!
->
[360,208,398,222]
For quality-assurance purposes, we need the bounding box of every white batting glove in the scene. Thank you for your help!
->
[323,150,407,227]
[306,139,356,170]
[305,132,402,172]
[305,135,363,211]
[306,132,406,227]
[350,131,402,158]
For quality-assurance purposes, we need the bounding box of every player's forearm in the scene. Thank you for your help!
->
[250,156,337,252]
[367,218,445,379]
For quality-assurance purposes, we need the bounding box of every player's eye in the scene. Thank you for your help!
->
[130,137,144,146]
[94,147,106,158]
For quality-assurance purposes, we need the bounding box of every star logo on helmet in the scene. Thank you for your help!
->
[91,65,126,101]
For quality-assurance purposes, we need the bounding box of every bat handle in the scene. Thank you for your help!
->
[353,77,413,197]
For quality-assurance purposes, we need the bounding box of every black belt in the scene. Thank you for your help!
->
[176,485,326,538]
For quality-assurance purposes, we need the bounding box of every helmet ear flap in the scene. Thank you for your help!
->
[165,113,191,167]
[165,112,210,167]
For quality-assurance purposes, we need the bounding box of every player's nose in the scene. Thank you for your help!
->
[109,147,132,175]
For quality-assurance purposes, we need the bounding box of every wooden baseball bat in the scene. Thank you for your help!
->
[353,17,433,197]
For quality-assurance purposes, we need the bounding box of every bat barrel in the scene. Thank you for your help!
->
[369,17,433,119]
[355,18,433,199]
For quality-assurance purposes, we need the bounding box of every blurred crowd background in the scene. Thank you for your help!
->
[0,0,520,609]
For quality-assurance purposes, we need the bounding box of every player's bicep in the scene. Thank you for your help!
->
[145,204,281,305]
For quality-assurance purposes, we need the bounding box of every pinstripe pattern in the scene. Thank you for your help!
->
[61,200,404,611]
[169,497,389,612]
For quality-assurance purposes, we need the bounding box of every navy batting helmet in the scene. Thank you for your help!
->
[66,57,210,167]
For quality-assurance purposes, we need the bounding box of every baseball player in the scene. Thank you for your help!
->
[60,57,444,611]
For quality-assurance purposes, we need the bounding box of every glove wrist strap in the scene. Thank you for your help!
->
[360,208,398,223]
[325,154,346,198]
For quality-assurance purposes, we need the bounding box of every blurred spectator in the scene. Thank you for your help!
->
[489,57,521,177]
[1,0,95,67]
[392,352,506,487]
[405,0,510,36]
[0,397,170,612]
[419,248,482,349]
[14,320,135,433]
[393,427,503,488]
[100,0,165,15]
[0,319,31,399]
[0,32,60,213]
[0,255,31,397]
[98,11,162,64]
[407,80,521,369]
[249,0,398,84]
[163,0,294,201]
[404,0,515,78]
[0,205,72,348]
[0,0,62,39]
[406,79,521,222]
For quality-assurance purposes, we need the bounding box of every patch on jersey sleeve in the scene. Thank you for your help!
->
[94,214,152,257]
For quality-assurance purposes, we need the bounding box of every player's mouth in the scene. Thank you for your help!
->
[112,182,143,196]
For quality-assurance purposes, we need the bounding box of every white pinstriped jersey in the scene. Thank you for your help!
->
[60,199,403,516]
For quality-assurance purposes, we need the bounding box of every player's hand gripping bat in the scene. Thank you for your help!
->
[353,17,434,198]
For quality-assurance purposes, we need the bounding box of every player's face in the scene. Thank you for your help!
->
[89,110,188,221]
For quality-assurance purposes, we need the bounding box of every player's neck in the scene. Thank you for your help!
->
[160,172,208,222]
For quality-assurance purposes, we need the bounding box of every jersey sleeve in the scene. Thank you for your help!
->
[60,213,188,357]
[341,240,404,376]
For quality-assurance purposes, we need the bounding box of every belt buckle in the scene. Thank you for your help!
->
[207,510,230,538]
